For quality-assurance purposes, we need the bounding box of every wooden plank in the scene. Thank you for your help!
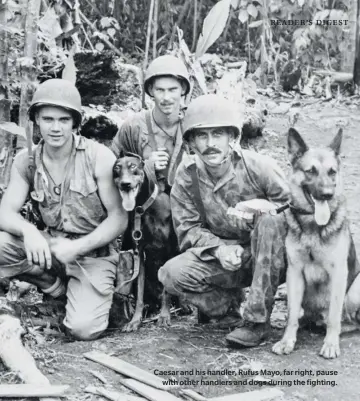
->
[119,378,182,401]
[210,388,284,401]
[0,384,69,398]
[180,389,207,401]
[85,385,146,401]
[84,351,173,390]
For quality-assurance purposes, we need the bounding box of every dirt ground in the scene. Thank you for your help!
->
[1,97,360,401]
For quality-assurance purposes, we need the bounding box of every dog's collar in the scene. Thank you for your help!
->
[269,203,291,215]
[288,203,314,215]
[267,202,313,216]
[134,184,159,217]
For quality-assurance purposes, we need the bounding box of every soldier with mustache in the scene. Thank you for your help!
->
[158,94,291,347]
[111,55,191,192]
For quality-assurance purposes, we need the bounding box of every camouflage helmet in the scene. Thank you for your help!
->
[144,55,191,97]
[28,79,82,128]
[182,94,242,141]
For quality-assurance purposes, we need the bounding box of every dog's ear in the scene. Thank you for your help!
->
[329,128,343,156]
[119,148,125,159]
[112,161,121,179]
[288,128,308,164]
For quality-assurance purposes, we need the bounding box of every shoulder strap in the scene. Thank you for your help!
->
[25,147,40,225]
[145,110,157,151]
[188,163,207,227]
[240,149,265,196]
[27,152,35,192]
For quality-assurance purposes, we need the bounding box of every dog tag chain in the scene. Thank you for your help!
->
[41,146,74,196]
[42,162,62,195]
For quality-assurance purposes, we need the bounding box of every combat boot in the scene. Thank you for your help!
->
[198,299,244,329]
[226,321,270,347]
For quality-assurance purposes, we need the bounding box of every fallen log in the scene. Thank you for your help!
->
[0,314,50,384]
[0,310,66,401]
[84,351,173,390]
[312,70,353,83]
[0,384,69,398]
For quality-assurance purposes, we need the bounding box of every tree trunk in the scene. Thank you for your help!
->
[19,0,42,163]
[260,0,268,87]
[152,0,158,58]
[354,0,360,84]
[342,0,357,73]
[191,0,198,52]
[167,0,191,50]
[0,2,14,190]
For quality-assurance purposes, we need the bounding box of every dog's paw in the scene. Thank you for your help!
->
[157,312,171,327]
[319,340,340,359]
[122,318,142,332]
[272,338,296,355]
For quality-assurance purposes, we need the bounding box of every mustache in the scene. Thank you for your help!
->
[202,147,222,156]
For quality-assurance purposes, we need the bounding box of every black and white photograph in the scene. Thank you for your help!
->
[0,0,359,400]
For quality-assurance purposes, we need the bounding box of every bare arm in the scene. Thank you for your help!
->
[73,146,128,255]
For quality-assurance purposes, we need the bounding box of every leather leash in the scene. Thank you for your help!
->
[122,183,159,285]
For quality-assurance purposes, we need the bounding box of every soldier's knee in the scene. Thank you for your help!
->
[158,254,198,295]
[0,231,12,252]
[256,212,286,235]
[0,231,18,265]
[65,316,106,341]
[158,257,182,294]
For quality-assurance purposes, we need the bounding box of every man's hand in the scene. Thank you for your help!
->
[22,225,52,270]
[214,245,244,271]
[227,199,277,229]
[149,148,169,171]
[234,199,277,215]
[49,237,80,265]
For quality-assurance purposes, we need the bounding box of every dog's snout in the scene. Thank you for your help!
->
[319,193,333,201]
[120,182,132,191]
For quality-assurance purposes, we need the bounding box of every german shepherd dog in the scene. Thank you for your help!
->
[113,152,177,331]
[272,128,360,359]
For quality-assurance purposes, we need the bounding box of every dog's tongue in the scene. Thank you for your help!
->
[121,191,136,211]
[313,198,331,226]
